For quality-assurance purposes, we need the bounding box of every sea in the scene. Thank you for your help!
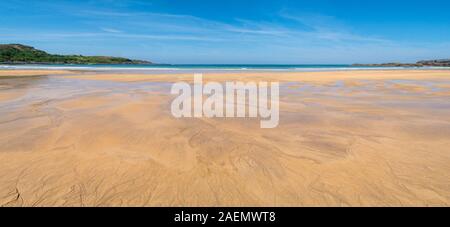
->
[0,64,447,74]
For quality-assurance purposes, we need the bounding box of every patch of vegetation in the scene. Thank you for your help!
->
[0,44,152,64]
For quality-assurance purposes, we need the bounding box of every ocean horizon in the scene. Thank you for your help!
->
[1,63,447,73]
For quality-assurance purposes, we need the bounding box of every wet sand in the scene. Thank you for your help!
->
[0,70,75,77]
[0,69,449,206]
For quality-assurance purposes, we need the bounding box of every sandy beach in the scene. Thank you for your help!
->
[0,69,449,206]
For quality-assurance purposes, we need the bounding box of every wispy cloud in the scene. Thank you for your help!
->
[0,32,224,42]
[279,11,390,43]
[79,9,135,17]
[100,27,123,33]
[0,2,396,50]
[55,6,392,45]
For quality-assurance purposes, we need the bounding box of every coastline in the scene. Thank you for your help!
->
[2,63,449,73]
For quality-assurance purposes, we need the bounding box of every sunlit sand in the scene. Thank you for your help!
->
[0,69,449,206]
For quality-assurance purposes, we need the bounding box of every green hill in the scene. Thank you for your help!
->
[0,44,152,64]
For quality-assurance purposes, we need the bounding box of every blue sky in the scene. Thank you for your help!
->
[1,0,449,64]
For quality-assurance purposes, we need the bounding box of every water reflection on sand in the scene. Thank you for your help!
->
[0,70,449,206]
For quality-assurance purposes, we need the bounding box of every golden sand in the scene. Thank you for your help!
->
[62,69,450,83]
[0,69,449,206]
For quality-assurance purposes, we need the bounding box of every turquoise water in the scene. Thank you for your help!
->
[0,64,444,73]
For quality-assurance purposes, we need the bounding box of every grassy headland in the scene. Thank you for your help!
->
[0,44,152,65]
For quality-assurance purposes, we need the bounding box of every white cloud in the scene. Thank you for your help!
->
[100,27,122,33]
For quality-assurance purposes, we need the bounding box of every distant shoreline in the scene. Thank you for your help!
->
[353,59,450,67]
[1,63,450,74]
